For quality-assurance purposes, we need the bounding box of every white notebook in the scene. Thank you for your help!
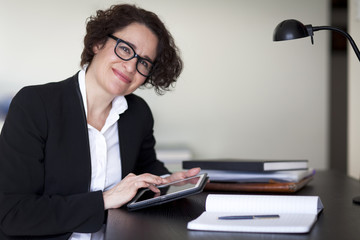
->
[187,194,323,233]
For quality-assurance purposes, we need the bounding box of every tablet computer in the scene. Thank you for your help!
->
[127,173,208,211]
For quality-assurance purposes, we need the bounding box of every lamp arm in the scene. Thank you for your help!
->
[312,26,360,62]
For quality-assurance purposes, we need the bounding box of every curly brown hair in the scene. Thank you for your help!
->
[80,4,183,94]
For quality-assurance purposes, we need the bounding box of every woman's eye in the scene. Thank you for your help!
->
[139,60,149,68]
[119,46,131,55]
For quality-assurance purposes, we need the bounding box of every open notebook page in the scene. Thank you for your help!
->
[188,194,323,233]
[206,194,323,214]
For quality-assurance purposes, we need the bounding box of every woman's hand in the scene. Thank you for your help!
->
[102,173,167,210]
[164,167,201,183]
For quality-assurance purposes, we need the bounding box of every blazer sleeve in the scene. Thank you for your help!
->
[0,87,104,238]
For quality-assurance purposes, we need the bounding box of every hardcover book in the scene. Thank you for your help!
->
[183,159,308,172]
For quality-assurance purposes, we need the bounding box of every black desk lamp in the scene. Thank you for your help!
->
[273,19,360,205]
[273,19,360,61]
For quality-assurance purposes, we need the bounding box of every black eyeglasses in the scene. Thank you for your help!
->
[108,34,154,77]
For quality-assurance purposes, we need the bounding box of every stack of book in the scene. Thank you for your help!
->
[182,159,315,193]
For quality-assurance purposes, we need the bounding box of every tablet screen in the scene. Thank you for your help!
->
[134,175,202,203]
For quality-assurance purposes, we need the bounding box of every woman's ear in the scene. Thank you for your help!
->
[92,44,101,54]
[92,41,105,54]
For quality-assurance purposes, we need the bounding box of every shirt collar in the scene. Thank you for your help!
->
[78,69,128,132]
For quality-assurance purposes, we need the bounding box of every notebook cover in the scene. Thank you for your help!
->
[204,176,313,193]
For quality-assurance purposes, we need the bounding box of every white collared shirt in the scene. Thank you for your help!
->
[70,69,128,240]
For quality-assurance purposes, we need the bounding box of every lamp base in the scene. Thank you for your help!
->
[353,196,360,205]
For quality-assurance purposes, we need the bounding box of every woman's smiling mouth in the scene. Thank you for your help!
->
[112,68,131,84]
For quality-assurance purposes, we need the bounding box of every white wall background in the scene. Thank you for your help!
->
[0,0,329,170]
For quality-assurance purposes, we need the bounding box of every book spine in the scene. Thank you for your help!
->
[182,161,264,172]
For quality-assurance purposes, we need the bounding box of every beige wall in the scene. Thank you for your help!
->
[348,0,360,179]
[0,0,330,169]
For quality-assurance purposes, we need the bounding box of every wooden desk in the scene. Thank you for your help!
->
[105,170,360,240]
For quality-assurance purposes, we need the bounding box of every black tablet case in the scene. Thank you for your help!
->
[127,174,208,211]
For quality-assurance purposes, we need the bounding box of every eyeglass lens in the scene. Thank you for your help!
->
[115,41,153,77]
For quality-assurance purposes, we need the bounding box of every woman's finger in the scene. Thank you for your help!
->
[148,184,160,193]
[184,167,201,178]
[136,173,165,185]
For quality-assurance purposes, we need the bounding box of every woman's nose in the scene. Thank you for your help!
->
[122,58,137,74]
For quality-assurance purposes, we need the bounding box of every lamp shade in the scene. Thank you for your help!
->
[273,19,310,41]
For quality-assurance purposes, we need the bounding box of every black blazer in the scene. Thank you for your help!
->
[0,73,169,239]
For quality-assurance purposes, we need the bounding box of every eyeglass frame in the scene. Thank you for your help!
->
[107,34,155,77]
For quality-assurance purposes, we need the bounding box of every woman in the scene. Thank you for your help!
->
[0,4,199,239]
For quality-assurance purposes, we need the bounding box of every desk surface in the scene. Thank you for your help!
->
[105,170,360,240]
